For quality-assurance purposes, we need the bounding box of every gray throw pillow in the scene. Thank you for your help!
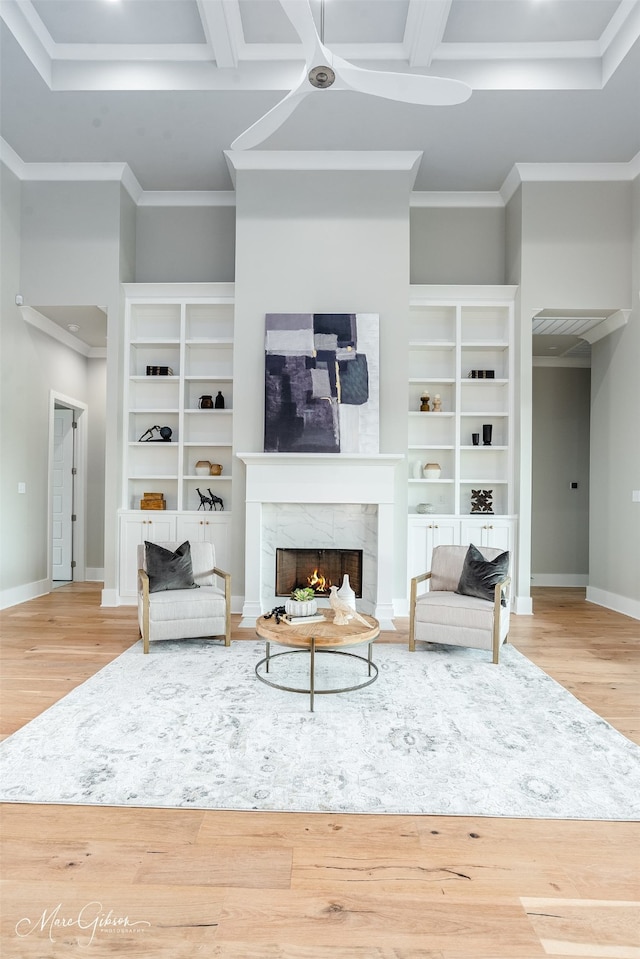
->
[145,541,199,593]
[456,543,509,606]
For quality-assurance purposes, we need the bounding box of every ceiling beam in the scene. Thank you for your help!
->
[405,0,452,68]
[196,0,240,69]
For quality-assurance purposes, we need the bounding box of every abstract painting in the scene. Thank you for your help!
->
[264,313,379,453]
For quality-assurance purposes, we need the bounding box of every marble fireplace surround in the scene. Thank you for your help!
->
[238,453,402,629]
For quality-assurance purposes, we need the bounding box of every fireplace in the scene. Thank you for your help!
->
[276,548,363,598]
[238,452,403,629]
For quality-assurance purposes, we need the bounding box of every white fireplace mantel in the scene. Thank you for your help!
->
[237,453,403,628]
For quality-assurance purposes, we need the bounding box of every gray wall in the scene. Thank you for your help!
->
[135,206,236,281]
[531,365,591,582]
[410,206,505,284]
[3,177,126,598]
[519,180,637,612]
[588,173,639,610]
[233,165,413,600]
[0,165,103,594]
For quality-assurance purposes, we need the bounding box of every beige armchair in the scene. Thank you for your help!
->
[137,541,231,654]
[409,544,511,664]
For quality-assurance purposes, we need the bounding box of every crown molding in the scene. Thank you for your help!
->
[500,153,640,203]
[3,140,639,209]
[224,150,424,187]
[410,191,503,208]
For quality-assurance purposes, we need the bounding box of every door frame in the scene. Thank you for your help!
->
[48,391,88,585]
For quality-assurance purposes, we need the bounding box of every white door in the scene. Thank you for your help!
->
[52,408,74,580]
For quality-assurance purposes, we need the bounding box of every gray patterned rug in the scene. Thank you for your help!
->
[1,639,639,819]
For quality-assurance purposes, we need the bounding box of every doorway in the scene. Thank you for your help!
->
[49,392,87,587]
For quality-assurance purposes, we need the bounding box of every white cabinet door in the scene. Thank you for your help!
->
[119,513,177,597]
[460,518,514,554]
[408,517,459,579]
[175,514,232,573]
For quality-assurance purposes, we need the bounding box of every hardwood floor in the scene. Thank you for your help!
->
[1,585,638,958]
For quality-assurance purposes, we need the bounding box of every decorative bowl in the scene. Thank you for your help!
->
[195,461,211,476]
[416,503,436,514]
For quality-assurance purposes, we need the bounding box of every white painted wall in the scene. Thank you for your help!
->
[232,164,414,603]
[519,180,637,614]
[8,177,126,601]
[0,169,95,603]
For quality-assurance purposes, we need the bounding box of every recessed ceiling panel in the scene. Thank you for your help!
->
[444,0,622,44]
[32,0,206,45]
[239,0,409,45]
[239,0,302,43]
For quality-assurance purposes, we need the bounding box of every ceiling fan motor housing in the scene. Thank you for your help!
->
[309,65,335,88]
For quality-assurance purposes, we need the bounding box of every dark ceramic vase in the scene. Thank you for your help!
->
[482,424,493,446]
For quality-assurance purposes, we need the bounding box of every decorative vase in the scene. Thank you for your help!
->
[214,391,225,409]
[195,460,211,476]
[285,598,318,618]
[337,573,356,610]
[482,424,493,446]
[423,462,441,479]
[199,395,214,409]
[472,433,480,446]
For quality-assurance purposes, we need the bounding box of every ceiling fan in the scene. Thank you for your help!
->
[230,0,472,151]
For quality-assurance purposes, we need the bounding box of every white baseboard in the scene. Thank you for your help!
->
[531,574,589,587]
[85,568,104,582]
[586,587,640,622]
[514,595,533,615]
[101,588,120,607]
[0,579,49,610]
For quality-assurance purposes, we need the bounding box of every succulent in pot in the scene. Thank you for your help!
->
[285,586,318,618]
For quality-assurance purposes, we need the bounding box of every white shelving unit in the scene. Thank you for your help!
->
[119,283,234,599]
[407,285,518,582]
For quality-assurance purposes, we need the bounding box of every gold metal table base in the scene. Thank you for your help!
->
[255,638,379,712]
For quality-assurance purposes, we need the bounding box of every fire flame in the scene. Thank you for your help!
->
[307,568,331,593]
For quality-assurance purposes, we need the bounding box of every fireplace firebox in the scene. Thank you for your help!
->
[276,548,363,598]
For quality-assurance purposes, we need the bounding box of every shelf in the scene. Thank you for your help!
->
[124,287,235,515]
[408,444,455,450]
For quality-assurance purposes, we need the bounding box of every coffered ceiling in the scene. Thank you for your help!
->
[1,0,639,194]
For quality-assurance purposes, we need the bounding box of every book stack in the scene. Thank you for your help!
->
[140,492,166,510]
[146,366,173,376]
[467,370,495,379]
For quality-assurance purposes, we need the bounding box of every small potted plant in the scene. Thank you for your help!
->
[285,586,317,618]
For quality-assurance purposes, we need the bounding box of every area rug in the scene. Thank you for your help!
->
[1,639,639,820]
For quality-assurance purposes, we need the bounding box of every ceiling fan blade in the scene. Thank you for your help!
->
[230,82,311,151]
[337,60,471,107]
[279,0,325,63]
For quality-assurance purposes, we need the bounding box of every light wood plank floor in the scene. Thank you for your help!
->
[1,585,638,959]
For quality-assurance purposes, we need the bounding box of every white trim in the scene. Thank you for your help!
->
[0,579,50,610]
[137,191,236,207]
[586,587,640,622]
[122,281,235,299]
[101,588,120,608]
[224,150,423,186]
[21,306,91,357]
[411,191,503,208]
[514,595,534,615]
[533,356,591,369]
[4,140,638,208]
[531,574,589,587]
[48,392,88,587]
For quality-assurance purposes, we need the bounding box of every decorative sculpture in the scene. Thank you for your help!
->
[328,585,370,626]
[196,488,224,511]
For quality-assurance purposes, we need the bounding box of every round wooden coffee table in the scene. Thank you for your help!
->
[255,610,380,711]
